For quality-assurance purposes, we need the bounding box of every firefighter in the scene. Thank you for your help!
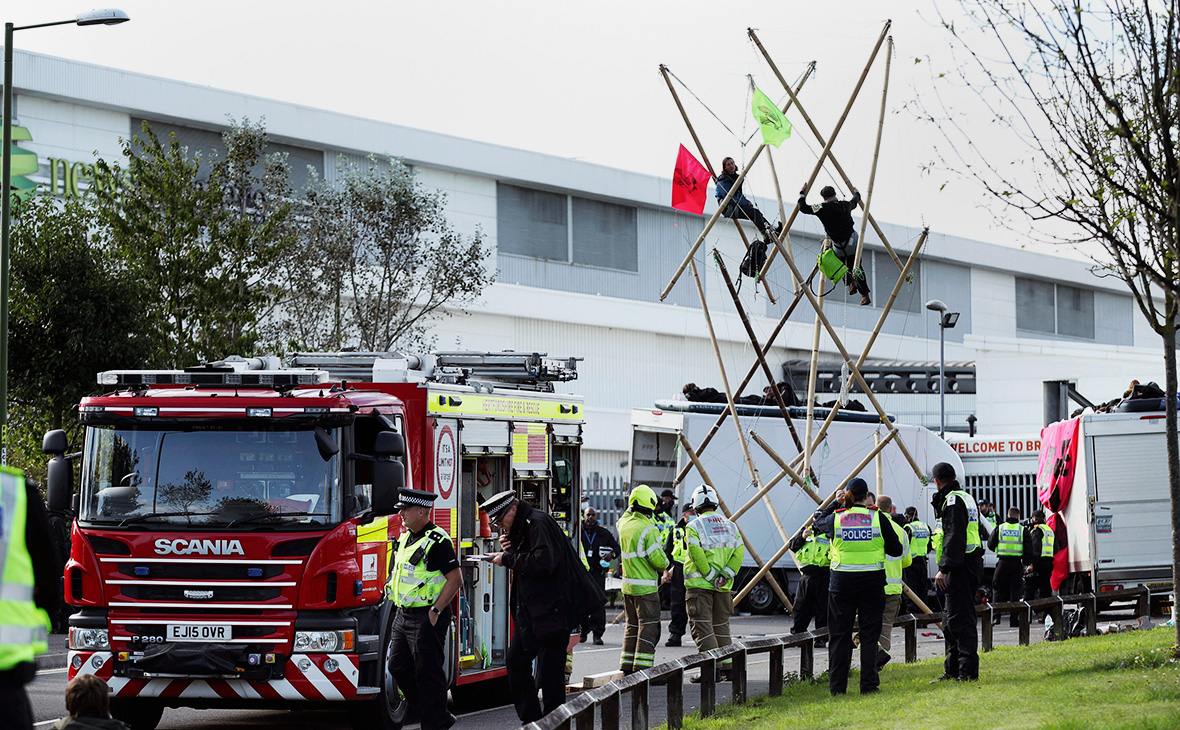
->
[683,484,743,682]
[0,467,61,730]
[387,488,463,730]
[1025,510,1056,614]
[787,518,830,642]
[663,505,694,647]
[811,478,903,695]
[902,506,932,614]
[617,484,669,676]
[931,462,984,683]
[987,507,1031,627]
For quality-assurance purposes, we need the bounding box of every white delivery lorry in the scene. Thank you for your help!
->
[629,401,963,612]
[1043,411,1174,600]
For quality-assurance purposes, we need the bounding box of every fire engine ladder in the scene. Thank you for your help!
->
[288,351,581,392]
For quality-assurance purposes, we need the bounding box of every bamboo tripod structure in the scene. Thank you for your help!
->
[658,23,939,620]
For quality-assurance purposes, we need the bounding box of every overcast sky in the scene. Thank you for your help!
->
[10,0,1090,258]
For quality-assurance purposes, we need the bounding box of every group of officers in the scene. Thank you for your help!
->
[382,460,1060,727]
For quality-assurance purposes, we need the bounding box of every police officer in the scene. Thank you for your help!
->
[387,488,463,730]
[902,506,931,614]
[987,507,1031,627]
[579,506,620,645]
[1025,509,1056,611]
[931,462,984,683]
[617,485,669,675]
[870,495,910,670]
[683,485,743,682]
[0,467,61,730]
[811,479,902,695]
[787,514,830,641]
[663,505,693,647]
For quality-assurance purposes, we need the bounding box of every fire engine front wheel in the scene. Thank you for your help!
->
[349,621,410,730]
[109,698,164,730]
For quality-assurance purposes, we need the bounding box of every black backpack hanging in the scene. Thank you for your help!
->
[740,237,768,279]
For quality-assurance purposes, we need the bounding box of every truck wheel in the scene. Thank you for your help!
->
[348,629,410,730]
[739,578,782,615]
[109,698,164,730]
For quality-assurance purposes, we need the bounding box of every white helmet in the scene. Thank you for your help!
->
[690,484,718,510]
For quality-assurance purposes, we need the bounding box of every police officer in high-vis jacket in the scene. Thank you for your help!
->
[683,485,743,681]
[987,507,1031,627]
[387,488,463,730]
[902,506,932,614]
[617,485,669,675]
[931,462,984,683]
[787,519,830,638]
[0,467,61,730]
[811,478,902,695]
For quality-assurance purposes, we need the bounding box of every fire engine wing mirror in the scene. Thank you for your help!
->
[314,427,340,461]
[44,430,72,513]
[43,429,68,456]
[371,432,406,517]
[374,431,405,458]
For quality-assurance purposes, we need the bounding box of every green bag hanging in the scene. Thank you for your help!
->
[818,249,848,283]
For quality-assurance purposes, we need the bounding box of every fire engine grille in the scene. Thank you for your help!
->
[118,623,278,639]
[113,563,288,581]
[117,585,285,603]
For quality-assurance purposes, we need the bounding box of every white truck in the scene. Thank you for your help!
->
[629,401,963,612]
[1042,411,1174,600]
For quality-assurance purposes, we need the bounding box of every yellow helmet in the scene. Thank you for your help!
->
[628,484,658,511]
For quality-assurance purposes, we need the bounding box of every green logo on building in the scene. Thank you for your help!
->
[3,121,38,199]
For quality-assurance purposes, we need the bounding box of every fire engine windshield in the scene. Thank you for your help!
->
[79,426,342,529]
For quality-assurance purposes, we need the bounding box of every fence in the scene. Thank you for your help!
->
[583,473,629,529]
[526,586,1160,730]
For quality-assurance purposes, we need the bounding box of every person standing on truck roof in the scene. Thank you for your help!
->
[387,488,463,730]
[1024,510,1056,616]
[483,490,600,723]
[579,506,620,645]
[617,485,669,677]
[0,467,61,730]
[664,504,694,647]
[787,510,831,644]
[811,478,902,695]
[987,507,1031,627]
[931,462,984,683]
[902,506,932,615]
[684,485,744,683]
[799,183,870,306]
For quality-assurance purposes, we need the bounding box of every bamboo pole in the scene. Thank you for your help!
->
[763,147,796,288]
[745,430,814,506]
[855,36,892,272]
[803,247,825,490]
[875,431,884,494]
[749,25,906,279]
[679,435,792,611]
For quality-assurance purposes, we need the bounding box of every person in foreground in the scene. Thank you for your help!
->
[53,675,129,730]
[930,461,984,682]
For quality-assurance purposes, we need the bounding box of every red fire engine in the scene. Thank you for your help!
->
[50,352,584,730]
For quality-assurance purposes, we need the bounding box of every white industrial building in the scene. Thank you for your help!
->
[6,49,1164,486]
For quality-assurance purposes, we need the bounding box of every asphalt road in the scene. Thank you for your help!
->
[28,611,1059,729]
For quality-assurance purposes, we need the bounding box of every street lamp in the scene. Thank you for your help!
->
[925,299,960,438]
[1,9,129,448]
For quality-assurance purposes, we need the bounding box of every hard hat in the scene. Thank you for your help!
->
[690,484,718,510]
[628,484,658,511]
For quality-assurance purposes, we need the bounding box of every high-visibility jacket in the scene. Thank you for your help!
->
[671,523,688,565]
[906,519,931,556]
[684,510,743,591]
[944,489,983,554]
[0,468,50,671]
[932,528,945,564]
[617,510,668,596]
[884,517,912,595]
[996,521,1024,558]
[792,533,831,569]
[388,526,451,607]
[831,507,885,573]
[1036,523,1055,558]
[653,510,675,541]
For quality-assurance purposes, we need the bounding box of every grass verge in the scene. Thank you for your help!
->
[671,627,1179,730]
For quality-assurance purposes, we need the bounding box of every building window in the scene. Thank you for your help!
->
[497,183,568,262]
[498,183,638,271]
[874,253,922,313]
[572,197,638,271]
[1016,277,1094,339]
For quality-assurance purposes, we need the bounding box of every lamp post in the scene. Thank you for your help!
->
[1,9,128,454]
[925,299,960,437]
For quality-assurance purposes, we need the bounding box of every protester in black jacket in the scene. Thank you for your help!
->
[931,462,984,682]
[799,183,870,305]
[485,492,601,723]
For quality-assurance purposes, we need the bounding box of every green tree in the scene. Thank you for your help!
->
[920,0,1180,646]
[4,196,152,481]
[266,156,493,352]
[89,118,297,367]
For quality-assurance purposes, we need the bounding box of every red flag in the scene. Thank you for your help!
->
[671,145,709,215]
[1036,418,1081,590]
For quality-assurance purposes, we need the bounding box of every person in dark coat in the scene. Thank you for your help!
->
[799,183,870,305]
[931,462,984,682]
[663,505,693,647]
[485,491,597,724]
[579,506,620,644]
[716,157,780,239]
[986,507,1032,627]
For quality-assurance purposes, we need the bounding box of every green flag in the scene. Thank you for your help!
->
[751,87,792,147]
